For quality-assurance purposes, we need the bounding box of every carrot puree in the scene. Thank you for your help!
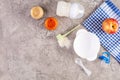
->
[44,17,58,30]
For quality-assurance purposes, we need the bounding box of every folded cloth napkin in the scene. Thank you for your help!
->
[83,0,120,63]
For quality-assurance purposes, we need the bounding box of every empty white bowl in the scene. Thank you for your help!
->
[73,29,100,61]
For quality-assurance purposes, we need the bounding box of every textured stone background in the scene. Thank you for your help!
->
[0,0,120,80]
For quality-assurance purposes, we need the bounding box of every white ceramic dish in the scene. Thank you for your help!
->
[73,29,100,61]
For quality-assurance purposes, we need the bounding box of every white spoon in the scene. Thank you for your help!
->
[75,58,92,76]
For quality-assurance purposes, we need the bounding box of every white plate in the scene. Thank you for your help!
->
[73,29,100,61]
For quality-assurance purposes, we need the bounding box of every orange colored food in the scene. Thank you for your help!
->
[44,17,58,30]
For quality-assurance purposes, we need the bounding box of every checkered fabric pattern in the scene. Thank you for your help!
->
[83,0,120,63]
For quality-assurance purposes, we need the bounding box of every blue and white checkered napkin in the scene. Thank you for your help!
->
[83,0,120,63]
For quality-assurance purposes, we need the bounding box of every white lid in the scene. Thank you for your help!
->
[70,3,84,19]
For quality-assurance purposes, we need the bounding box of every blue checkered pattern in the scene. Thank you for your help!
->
[83,0,120,63]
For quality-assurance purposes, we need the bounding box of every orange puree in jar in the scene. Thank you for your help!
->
[44,17,58,30]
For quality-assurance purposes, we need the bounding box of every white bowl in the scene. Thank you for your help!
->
[73,29,100,61]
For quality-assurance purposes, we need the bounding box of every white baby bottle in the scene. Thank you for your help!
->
[56,1,85,19]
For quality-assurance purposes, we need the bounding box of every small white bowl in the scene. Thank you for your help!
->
[73,29,100,61]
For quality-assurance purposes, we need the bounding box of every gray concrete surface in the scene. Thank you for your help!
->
[0,0,120,80]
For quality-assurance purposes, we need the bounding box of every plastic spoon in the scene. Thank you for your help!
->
[75,58,92,76]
